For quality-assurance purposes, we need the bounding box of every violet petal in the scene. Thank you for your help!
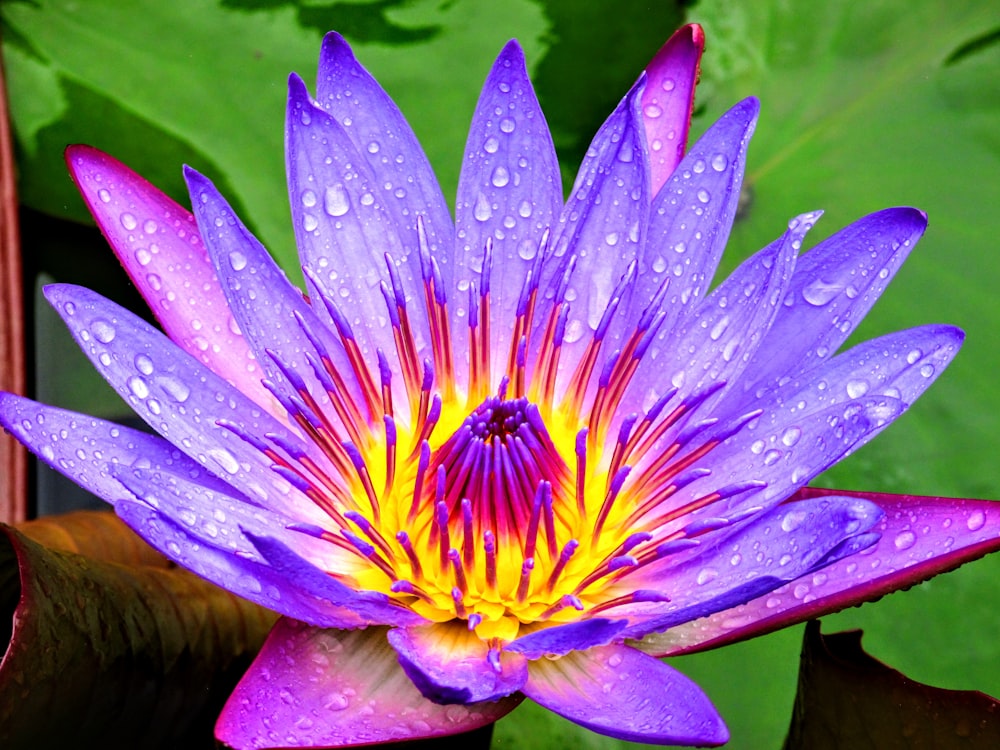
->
[507,617,627,659]
[523,643,728,745]
[454,39,562,381]
[387,622,527,704]
[0,393,231,506]
[43,283,325,525]
[619,494,883,639]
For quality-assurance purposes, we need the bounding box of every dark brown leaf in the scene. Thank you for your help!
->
[784,621,1000,749]
[0,516,278,749]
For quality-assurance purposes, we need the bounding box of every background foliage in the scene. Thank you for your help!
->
[2,0,998,747]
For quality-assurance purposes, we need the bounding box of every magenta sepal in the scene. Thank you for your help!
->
[64,145,268,406]
[523,642,728,746]
[215,618,521,749]
[641,24,704,195]
[642,488,1000,657]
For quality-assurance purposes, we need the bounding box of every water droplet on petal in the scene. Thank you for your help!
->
[229,251,248,271]
[499,118,515,134]
[97,189,111,203]
[801,279,842,306]
[128,376,150,399]
[893,531,916,550]
[643,103,663,119]
[91,318,116,343]
[491,166,510,187]
[846,379,869,398]
[134,354,154,375]
[967,510,986,531]
[473,193,492,222]
[120,213,137,230]
[711,153,728,172]
[324,184,350,217]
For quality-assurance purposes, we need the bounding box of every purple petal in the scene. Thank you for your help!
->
[64,146,268,404]
[115,498,368,629]
[454,40,562,382]
[111,464,362,576]
[507,618,627,659]
[523,643,728,745]
[646,489,1000,656]
[43,283,325,524]
[216,618,521,749]
[641,24,705,194]
[387,622,527,704]
[247,532,426,627]
[536,78,650,384]
[637,396,903,535]
[0,393,231,507]
[627,98,759,348]
[286,74,425,407]
[314,32,454,292]
[743,325,963,451]
[626,207,807,446]
[733,207,926,401]
[618,494,883,639]
[185,167,371,429]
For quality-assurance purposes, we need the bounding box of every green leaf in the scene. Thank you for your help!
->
[2,0,549,273]
[0,513,277,749]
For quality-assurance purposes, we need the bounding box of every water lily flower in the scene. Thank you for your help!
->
[3,23,1000,749]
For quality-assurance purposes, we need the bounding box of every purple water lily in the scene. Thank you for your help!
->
[3,24,1000,748]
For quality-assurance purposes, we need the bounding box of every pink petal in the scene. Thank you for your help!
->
[641,24,705,194]
[642,488,1000,656]
[216,618,520,749]
[523,642,727,745]
[65,146,266,403]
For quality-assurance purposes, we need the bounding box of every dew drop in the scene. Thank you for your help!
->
[893,530,916,550]
[846,379,869,398]
[134,354,154,375]
[919,363,935,378]
[967,510,986,531]
[325,692,350,711]
[91,318,116,343]
[491,166,510,188]
[711,153,728,172]
[120,212,137,230]
[208,447,241,475]
[301,189,317,208]
[159,376,191,403]
[499,118,516,134]
[643,103,663,119]
[135,248,152,266]
[97,188,111,203]
[324,185,350,217]
[483,136,499,154]
[517,200,533,218]
[128,376,150,399]
[763,449,782,466]
[473,193,493,222]
[695,567,718,585]
[229,250,248,271]
[781,426,802,447]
